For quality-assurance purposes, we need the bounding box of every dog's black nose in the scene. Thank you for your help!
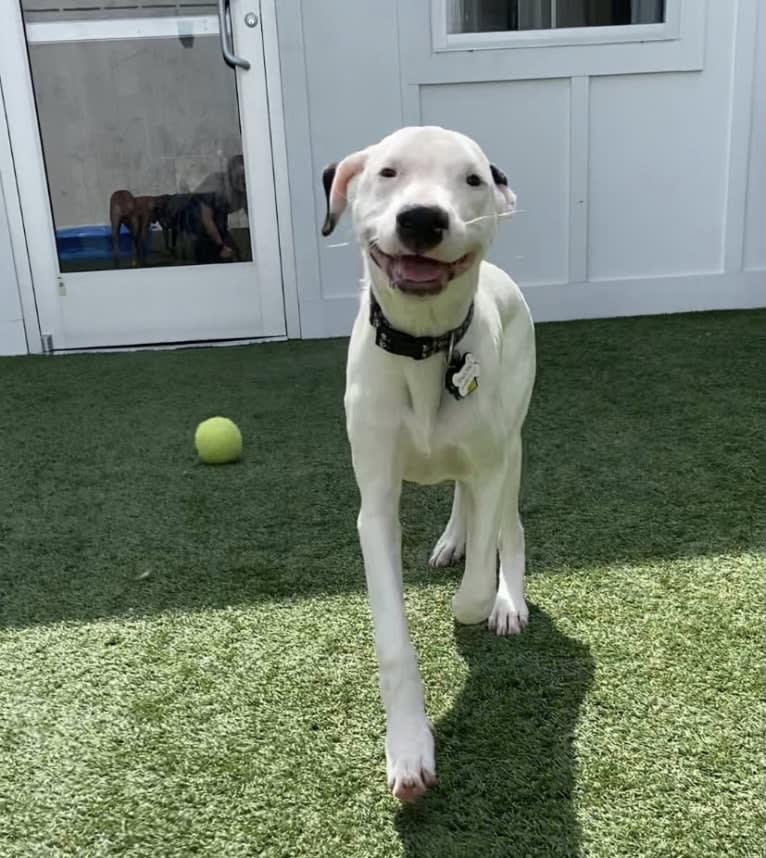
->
[396,205,449,252]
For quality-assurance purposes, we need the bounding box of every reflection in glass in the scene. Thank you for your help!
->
[26,32,251,271]
[448,0,665,33]
[108,155,248,268]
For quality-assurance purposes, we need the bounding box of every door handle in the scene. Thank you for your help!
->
[217,0,251,70]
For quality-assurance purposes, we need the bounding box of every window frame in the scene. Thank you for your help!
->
[397,0,706,86]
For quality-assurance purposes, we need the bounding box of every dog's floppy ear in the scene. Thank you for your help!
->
[490,163,517,215]
[321,149,369,236]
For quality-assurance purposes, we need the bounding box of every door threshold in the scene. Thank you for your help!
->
[52,335,288,355]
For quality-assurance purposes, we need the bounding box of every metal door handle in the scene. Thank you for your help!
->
[217,0,250,70]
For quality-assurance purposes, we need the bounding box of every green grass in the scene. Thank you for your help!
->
[0,310,763,857]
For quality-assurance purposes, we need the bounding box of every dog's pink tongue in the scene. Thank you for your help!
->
[393,255,447,283]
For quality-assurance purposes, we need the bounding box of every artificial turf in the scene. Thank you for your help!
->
[0,309,763,857]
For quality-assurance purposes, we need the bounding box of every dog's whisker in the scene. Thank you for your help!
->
[325,223,360,249]
[329,212,524,248]
[327,231,382,250]
[464,209,527,226]
[327,209,524,248]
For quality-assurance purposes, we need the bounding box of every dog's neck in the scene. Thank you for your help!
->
[363,254,479,339]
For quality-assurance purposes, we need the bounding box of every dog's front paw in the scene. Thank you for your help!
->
[429,529,465,568]
[488,592,529,636]
[451,586,495,625]
[386,719,436,803]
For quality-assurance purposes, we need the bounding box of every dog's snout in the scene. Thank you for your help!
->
[396,205,449,252]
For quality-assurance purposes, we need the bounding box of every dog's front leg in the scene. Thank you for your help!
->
[353,444,435,802]
[452,468,505,625]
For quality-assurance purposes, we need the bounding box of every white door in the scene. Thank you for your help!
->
[1,0,285,350]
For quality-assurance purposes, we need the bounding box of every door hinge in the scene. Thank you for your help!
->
[41,333,54,354]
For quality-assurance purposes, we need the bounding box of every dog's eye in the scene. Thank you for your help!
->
[379,167,397,178]
[466,174,483,187]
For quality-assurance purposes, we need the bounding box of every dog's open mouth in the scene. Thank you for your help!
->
[368,244,475,295]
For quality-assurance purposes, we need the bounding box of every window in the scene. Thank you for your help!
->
[412,1,702,83]
[448,0,665,34]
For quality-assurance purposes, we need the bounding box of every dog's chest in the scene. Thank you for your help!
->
[400,358,500,484]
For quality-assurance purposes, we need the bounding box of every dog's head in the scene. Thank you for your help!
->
[321,126,515,297]
[152,194,172,223]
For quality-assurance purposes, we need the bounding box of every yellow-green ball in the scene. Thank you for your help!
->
[194,416,242,465]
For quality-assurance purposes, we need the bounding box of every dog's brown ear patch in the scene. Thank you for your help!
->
[320,149,369,236]
[490,164,508,187]
[321,163,338,236]
[490,162,516,214]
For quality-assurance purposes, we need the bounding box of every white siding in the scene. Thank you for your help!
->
[0,178,27,356]
[1,0,763,350]
[421,79,571,287]
[280,0,765,337]
[743,0,766,273]
[588,71,729,280]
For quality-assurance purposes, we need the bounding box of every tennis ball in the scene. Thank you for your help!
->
[194,416,242,465]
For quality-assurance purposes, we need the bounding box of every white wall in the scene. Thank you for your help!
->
[0,113,28,356]
[743,3,766,273]
[279,0,766,338]
[0,182,27,356]
[1,1,763,352]
[277,0,405,339]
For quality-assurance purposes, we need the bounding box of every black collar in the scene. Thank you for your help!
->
[369,292,474,360]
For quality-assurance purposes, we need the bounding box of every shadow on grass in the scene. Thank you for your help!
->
[0,310,762,628]
[396,609,594,858]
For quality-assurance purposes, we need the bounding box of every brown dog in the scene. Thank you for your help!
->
[109,190,168,268]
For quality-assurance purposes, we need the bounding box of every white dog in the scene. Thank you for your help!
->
[321,126,536,802]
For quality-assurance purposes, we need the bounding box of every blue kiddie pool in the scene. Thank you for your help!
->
[56,224,150,263]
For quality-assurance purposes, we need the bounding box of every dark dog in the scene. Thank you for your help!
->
[109,191,168,268]
[158,193,238,264]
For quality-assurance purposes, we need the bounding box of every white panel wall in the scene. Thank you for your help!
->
[743,0,765,273]
[292,0,403,337]
[2,0,763,350]
[279,0,765,338]
[0,101,30,357]
[421,79,570,287]
[0,178,27,356]
[589,69,730,279]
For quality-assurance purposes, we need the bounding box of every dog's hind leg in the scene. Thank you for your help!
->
[429,481,467,568]
[111,225,121,268]
[452,469,505,625]
[110,215,122,269]
[488,432,529,636]
[135,215,147,267]
[126,216,140,267]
